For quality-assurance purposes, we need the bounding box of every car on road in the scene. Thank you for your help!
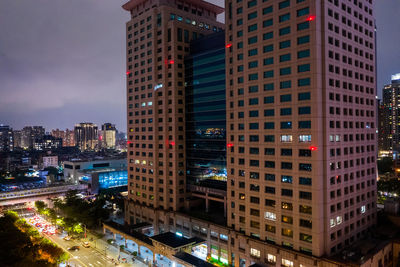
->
[67,246,80,251]
[63,235,72,241]
[82,242,90,248]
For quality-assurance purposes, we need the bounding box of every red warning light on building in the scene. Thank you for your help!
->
[306,15,316,22]
[126,71,131,75]
[169,141,175,146]
[309,146,318,151]
[225,43,232,48]
[227,143,234,148]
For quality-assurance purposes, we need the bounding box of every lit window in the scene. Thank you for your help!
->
[361,206,366,213]
[250,248,260,258]
[299,135,311,142]
[264,211,276,221]
[280,135,293,143]
[267,254,276,263]
[282,259,294,267]
[336,216,342,225]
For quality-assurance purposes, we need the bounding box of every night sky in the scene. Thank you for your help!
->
[0,0,398,132]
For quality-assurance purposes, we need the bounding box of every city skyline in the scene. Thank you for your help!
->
[0,0,399,131]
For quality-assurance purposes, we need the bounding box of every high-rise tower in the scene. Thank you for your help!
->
[123,0,224,215]
[225,0,377,256]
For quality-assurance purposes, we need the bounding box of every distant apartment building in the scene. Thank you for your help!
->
[13,130,22,148]
[379,74,400,154]
[74,123,98,151]
[42,155,59,168]
[33,135,62,150]
[51,128,75,147]
[21,126,45,149]
[0,125,13,151]
[101,123,117,149]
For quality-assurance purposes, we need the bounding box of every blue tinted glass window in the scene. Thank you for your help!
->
[298,78,311,86]
[249,73,258,80]
[264,109,275,116]
[281,175,293,183]
[264,70,274,78]
[297,35,310,44]
[298,106,311,114]
[264,83,274,91]
[298,92,311,100]
[264,135,275,142]
[249,61,258,68]
[264,122,275,129]
[279,0,290,9]
[280,67,291,75]
[249,98,259,105]
[279,13,291,22]
[298,64,310,72]
[263,6,273,14]
[280,80,291,89]
[248,11,257,20]
[264,44,274,52]
[297,7,309,17]
[299,177,312,185]
[297,21,310,31]
[265,173,275,181]
[279,40,291,49]
[279,26,291,36]
[298,49,310,58]
[264,57,274,65]
[249,110,259,117]
[263,19,273,27]
[281,121,292,129]
[280,108,292,116]
[248,24,258,32]
[249,123,259,129]
[280,94,292,102]
[280,53,291,62]
[299,120,311,128]
[263,31,273,40]
[264,96,274,103]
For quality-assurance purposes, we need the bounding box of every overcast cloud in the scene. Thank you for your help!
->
[0,0,398,132]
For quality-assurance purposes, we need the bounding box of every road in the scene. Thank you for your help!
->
[26,214,146,267]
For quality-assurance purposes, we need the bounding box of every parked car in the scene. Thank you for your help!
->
[67,246,80,251]
[82,242,90,248]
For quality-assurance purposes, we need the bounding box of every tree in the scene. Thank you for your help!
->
[35,201,47,213]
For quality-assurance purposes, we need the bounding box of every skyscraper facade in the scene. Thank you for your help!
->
[124,0,224,213]
[0,125,13,152]
[74,123,98,151]
[225,0,376,256]
[123,0,378,263]
[379,74,400,154]
[185,31,227,185]
[101,123,117,149]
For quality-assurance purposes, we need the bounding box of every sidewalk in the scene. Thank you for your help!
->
[85,229,147,267]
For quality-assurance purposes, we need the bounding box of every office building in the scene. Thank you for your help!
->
[225,0,377,257]
[123,0,378,265]
[74,123,98,151]
[0,125,13,151]
[124,0,224,212]
[64,157,127,184]
[101,123,117,149]
[380,74,400,154]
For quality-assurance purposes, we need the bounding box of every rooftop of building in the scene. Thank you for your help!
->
[122,0,224,14]
[65,156,126,163]
[174,252,215,267]
[150,231,205,249]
